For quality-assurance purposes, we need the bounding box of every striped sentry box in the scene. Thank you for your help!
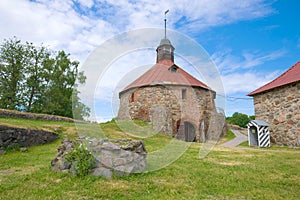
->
[247,120,270,148]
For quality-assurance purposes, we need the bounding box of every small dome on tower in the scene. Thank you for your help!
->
[156,37,175,63]
[159,38,172,46]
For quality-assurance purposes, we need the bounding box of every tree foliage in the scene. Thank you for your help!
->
[0,37,89,119]
[0,38,25,110]
[226,112,255,128]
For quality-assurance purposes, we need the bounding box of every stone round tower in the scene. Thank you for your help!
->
[117,36,219,142]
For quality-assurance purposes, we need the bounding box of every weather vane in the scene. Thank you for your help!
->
[164,9,169,38]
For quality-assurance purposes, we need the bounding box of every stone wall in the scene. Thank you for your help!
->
[118,85,219,142]
[51,138,147,179]
[0,109,77,123]
[0,125,59,148]
[253,82,300,147]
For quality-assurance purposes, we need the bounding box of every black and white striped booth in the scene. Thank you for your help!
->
[247,120,270,148]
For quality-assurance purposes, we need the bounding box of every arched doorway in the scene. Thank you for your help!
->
[184,121,196,142]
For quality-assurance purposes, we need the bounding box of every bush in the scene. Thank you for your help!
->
[65,142,95,177]
[226,112,254,128]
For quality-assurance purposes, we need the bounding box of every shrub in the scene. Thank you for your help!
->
[226,112,254,128]
[65,142,95,177]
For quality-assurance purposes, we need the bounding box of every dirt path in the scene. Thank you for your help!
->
[219,129,300,153]
[220,129,248,148]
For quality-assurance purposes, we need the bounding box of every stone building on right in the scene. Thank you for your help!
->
[248,61,300,147]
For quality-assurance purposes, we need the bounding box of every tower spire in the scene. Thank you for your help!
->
[164,10,169,39]
[156,9,174,63]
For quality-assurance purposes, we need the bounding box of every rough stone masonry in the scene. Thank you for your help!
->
[51,137,147,179]
[0,124,59,148]
[118,85,220,142]
[253,82,300,147]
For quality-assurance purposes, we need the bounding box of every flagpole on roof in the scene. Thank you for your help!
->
[164,9,169,39]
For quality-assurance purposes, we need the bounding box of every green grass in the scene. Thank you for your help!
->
[0,116,77,138]
[239,140,249,147]
[1,118,300,199]
[218,129,236,144]
[239,140,300,151]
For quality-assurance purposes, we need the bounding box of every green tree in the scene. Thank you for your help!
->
[72,73,90,120]
[226,112,253,128]
[0,37,25,110]
[38,51,90,119]
[23,42,50,112]
[0,37,90,119]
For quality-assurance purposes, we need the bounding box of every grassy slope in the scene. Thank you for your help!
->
[0,117,300,199]
[218,129,236,144]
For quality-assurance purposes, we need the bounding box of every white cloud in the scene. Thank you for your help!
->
[0,0,116,60]
[172,0,275,33]
[210,49,284,95]
[211,49,286,74]
[0,0,278,121]
[76,0,94,8]
[0,0,275,61]
[221,71,280,94]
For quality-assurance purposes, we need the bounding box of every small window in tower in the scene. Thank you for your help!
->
[182,89,186,100]
[169,65,178,73]
[129,91,138,103]
[130,93,134,103]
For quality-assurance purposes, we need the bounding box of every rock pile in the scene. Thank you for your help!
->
[51,138,147,179]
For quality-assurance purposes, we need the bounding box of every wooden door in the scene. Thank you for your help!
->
[184,122,196,142]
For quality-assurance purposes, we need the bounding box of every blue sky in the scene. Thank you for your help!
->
[0,0,299,121]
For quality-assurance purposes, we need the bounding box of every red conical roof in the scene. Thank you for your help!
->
[121,60,211,93]
[248,61,300,96]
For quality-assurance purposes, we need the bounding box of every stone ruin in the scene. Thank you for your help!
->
[51,137,147,179]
